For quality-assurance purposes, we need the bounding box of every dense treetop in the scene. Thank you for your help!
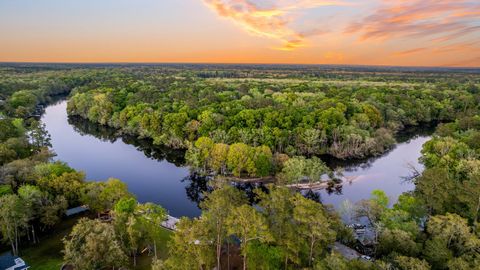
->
[1,64,480,269]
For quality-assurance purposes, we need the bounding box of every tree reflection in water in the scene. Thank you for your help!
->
[68,114,355,211]
[68,115,186,166]
[182,173,269,208]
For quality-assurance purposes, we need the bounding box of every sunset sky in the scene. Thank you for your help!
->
[0,0,479,67]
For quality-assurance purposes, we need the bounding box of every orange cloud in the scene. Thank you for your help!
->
[393,47,428,56]
[347,0,480,42]
[393,42,480,65]
[202,0,348,50]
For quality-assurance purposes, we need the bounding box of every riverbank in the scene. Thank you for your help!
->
[219,174,359,192]
[42,100,432,216]
[19,213,173,270]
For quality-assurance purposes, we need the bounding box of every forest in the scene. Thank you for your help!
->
[0,63,480,270]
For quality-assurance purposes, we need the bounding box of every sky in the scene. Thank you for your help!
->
[0,0,479,67]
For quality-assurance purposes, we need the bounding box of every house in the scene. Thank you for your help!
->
[65,205,89,217]
[0,253,30,270]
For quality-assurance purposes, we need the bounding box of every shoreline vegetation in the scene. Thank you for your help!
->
[64,65,479,189]
[1,64,480,270]
[212,174,358,191]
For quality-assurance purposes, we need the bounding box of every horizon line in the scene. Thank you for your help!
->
[0,61,479,70]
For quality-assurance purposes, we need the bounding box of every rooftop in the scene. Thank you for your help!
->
[0,253,30,270]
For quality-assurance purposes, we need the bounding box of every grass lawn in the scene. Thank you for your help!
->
[22,216,82,270]
[134,228,173,269]
[20,215,173,270]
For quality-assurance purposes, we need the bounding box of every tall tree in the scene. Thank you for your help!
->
[257,186,302,268]
[164,217,215,270]
[0,194,28,256]
[201,185,247,270]
[63,218,127,270]
[292,194,336,266]
[227,204,272,270]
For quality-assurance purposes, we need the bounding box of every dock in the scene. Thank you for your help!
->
[161,215,180,231]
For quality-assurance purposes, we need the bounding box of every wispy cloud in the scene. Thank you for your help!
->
[347,0,480,42]
[202,0,349,50]
[394,42,479,56]
[442,56,480,67]
[393,47,428,56]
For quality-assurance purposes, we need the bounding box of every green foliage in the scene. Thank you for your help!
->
[0,119,22,142]
[0,194,30,255]
[246,242,283,270]
[227,143,255,177]
[279,156,330,184]
[81,178,133,214]
[34,161,75,179]
[27,120,51,151]
[114,197,137,214]
[0,184,12,196]
[63,67,480,161]
[37,171,85,206]
[2,65,480,270]
[393,256,431,270]
[187,139,274,177]
[257,186,303,266]
[423,213,480,268]
[201,185,247,269]
[292,193,336,265]
[63,218,127,270]
[377,229,420,257]
[315,253,349,270]
[371,189,389,209]
[163,217,215,270]
[9,90,37,117]
[227,204,273,270]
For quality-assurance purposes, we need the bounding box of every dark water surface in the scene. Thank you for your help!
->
[42,100,431,217]
[42,100,200,217]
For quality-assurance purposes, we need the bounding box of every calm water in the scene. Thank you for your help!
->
[319,135,429,208]
[42,100,199,217]
[42,100,431,217]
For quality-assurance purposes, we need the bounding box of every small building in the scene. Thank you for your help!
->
[65,205,89,217]
[0,253,30,270]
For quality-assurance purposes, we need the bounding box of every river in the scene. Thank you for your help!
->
[41,100,431,217]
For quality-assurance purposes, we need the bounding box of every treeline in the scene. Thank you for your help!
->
[0,68,93,118]
[66,69,479,161]
[186,136,333,184]
[186,137,276,177]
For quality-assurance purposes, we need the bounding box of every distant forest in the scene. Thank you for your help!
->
[1,64,480,270]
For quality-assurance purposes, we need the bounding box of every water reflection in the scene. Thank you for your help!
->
[303,189,322,203]
[43,100,434,217]
[182,173,269,208]
[182,173,212,207]
[323,124,436,173]
[68,115,186,167]
[319,133,433,209]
